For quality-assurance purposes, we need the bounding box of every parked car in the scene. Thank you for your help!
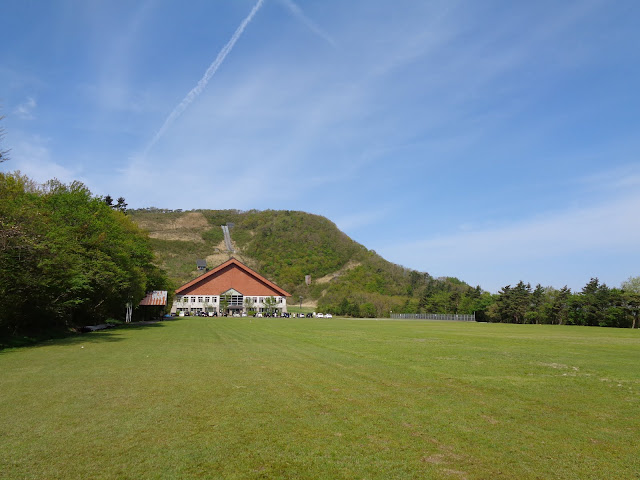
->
[325,313,333,318]
[317,313,324,318]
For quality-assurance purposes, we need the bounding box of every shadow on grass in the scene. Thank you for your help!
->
[0,319,172,353]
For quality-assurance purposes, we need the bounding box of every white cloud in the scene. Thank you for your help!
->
[13,96,36,120]
[379,185,640,291]
[3,135,79,184]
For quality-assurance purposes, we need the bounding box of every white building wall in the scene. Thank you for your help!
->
[171,295,288,315]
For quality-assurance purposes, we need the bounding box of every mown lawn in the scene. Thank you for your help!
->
[1,318,639,479]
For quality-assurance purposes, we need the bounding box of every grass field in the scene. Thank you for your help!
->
[1,318,639,479]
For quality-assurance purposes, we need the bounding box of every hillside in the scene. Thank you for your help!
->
[129,208,485,317]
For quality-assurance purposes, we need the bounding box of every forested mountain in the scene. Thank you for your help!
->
[130,208,640,327]
[2,180,637,335]
[129,208,485,318]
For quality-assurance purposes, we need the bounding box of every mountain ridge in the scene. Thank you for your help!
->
[129,208,484,317]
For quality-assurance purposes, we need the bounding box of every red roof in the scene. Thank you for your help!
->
[139,291,168,306]
[175,258,291,297]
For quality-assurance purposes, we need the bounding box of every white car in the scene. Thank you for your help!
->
[317,313,324,318]
[325,313,333,318]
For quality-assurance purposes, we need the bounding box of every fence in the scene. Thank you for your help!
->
[391,313,476,322]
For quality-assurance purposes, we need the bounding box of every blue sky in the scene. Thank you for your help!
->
[2,0,639,292]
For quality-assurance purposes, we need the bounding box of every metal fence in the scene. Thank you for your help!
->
[391,313,476,322]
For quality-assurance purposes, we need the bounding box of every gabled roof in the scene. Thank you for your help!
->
[175,257,291,297]
[139,291,168,306]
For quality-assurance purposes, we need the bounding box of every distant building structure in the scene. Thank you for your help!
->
[172,258,291,316]
[139,291,168,306]
[196,259,207,271]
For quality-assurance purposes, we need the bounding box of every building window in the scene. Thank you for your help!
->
[191,296,196,302]
[221,294,243,306]
[253,297,257,302]
[197,297,203,303]
[204,296,210,303]
[213,296,217,303]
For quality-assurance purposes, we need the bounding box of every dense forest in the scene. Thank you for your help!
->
[0,172,170,338]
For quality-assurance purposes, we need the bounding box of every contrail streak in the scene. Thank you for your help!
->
[279,0,336,47]
[145,0,265,155]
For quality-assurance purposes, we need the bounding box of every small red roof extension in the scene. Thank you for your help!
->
[175,257,291,297]
[139,291,168,306]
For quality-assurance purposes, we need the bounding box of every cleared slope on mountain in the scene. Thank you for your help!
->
[129,208,484,317]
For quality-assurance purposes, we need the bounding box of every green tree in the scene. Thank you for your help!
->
[550,286,571,325]
[574,278,612,326]
[115,197,128,214]
[0,173,168,335]
[360,302,376,318]
[244,296,255,315]
[263,296,277,315]
[621,277,640,328]
[525,284,545,324]
[219,296,229,315]
[0,112,8,163]
[496,282,531,323]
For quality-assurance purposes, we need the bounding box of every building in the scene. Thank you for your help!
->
[172,258,291,316]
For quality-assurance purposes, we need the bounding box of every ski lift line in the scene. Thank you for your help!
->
[221,225,235,253]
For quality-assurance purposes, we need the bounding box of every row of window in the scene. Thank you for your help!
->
[178,296,284,304]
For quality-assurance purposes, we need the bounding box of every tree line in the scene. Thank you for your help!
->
[0,172,170,337]
[486,278,640,328]
[320,271,640,328]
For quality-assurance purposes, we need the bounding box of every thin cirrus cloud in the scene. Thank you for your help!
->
[277,0,337,47]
